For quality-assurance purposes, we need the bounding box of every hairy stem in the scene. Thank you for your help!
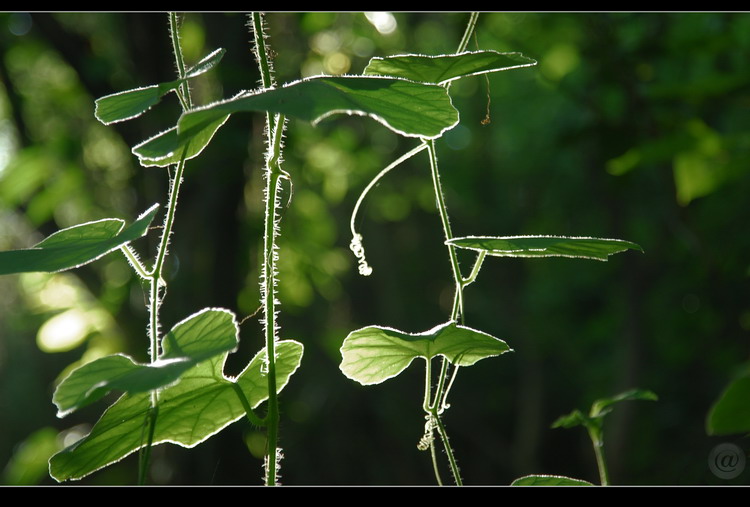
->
[434,410,463,486]
[426,139,464,323]
[424,138,464,485]
[169,12,191,110]
[138,12,193,485]
[421,13,482,486]
[260,115,286,486]
[252,11,287,486]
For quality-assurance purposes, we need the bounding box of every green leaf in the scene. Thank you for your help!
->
[49,340,304,482]
[53,308,239,417]
[131,115,230,167]
[590,388,658,418]
[0,203,159,275]
[94,48,225,125]
[177,75,459,142]
[183,48,226,79]
[551,409,590,430]
[511,474,594,486]
[553,389,658,430]
[447,235,643,262]
[340,321,510,386]
[364,50,537,85]
[95,84,179,125]
[707,372,750,435]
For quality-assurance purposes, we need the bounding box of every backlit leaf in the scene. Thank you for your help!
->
[364,50,536,84]
[94,48,225,125]
[0,204,159,275]
[340,321,510,386]
[177,75,459,141]
[49,340,303,482]
[53,308,239,417]
[131,115,229,167]
[448,235,643,262]
[511,474,593,486]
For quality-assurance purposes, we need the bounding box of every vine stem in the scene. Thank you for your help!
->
[424,138,464,485]
[260,114,286,486]
[137,12,193,485]
[589,429,610,485]
[251,12,286,486]
[421,12,481,486]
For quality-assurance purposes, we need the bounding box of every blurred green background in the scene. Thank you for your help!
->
[0,12,748,485]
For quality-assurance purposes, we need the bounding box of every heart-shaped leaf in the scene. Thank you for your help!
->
[447,235,643,262]
[511,474,593,486]
[95,48,226,125]
[177,75,459,142]
[0,204,159,275]
[340,321,510,386]
[364,50,536,85]
[49,339,304,482]
[53,308,239,417]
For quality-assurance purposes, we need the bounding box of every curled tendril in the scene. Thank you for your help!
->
[349,233,373,276]
[417,414,438,451]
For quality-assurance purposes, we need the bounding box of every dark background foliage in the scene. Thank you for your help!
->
[0,12,748,485]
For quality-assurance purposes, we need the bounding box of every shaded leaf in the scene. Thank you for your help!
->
[590,388,658,418]
[94,48,225,125]
[49,340,304,482]
[553,389,658,430]
[448,235,643,262]
[0,204,159,275]
[511,474,593,486]
[340,321,510,386]
[177,75,459,142]
[131,115,229,167]
[551,409,590,430]
[53,308,239,417]
[364,50,536,84]
[707,372,750,435]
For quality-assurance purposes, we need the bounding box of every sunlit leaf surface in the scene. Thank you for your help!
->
[0,204,159,275]
[364,50,536,84]
[177,75,459,141]
[340,321,510,385]
[448,235,643,262]
[511,474,593,486]
[49,340,303,482]
[53,308,239,417]
[94,48,225,124]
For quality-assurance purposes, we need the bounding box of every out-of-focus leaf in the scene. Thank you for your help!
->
[364,50,536,84]
[2,427,61,485]
[707,372,750,435]
[0,204,159,275]
[553,389,658,430]
[590,388,658,418]
[340,321,510,385]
